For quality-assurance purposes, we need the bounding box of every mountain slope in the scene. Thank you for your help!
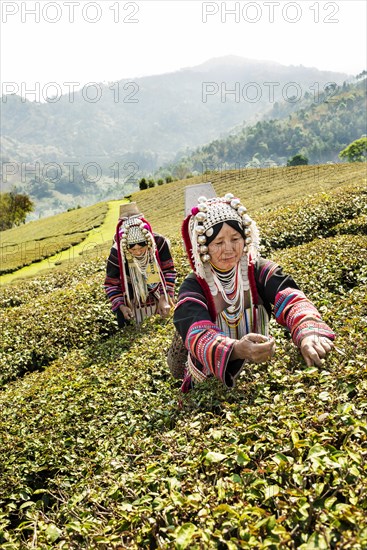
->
[1,56,349,171]
[162,79,367,172]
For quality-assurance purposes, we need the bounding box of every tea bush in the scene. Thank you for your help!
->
[0,174,366,548]
[0,203,107,273]
[258,183,367,255]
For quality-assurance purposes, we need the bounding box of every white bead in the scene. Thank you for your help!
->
[196,212,207,222]
[230,198,241,209]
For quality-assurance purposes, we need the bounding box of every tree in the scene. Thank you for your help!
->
[287,154,309,166]
[139,178,148,190]
[339,137,367,163]
[356,70,367,80]
[174,163,189,180]
[0,191,34,231]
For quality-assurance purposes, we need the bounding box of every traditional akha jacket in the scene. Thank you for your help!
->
[104,233,176,317]
[173,257,335,392]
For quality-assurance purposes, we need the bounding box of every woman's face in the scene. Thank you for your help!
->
[129,242,148,257]
[208,223,245,271]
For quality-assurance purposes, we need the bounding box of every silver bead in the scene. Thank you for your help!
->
[199,245,208,253]
[224,193,234,202]
[230,198,241,209]
[245,228,251,236]
[198,235,207,245]
[195,225,205,235]
[197,196,207,204]
[196,211,207,222]
[198,204,207,212]
[202,254,211,263]
[245,237,252,244]
[238,205,247,215]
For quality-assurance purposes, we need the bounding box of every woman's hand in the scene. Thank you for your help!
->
[300,335,334,367]
[157,295,171,318]
[231,333,276,363]
[120,305,134,321]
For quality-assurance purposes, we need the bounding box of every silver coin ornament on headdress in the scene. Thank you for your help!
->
[119,216,155,258]
[188,193,260,280]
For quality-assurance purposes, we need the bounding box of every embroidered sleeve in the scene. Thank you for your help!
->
[274,287,335,347]
[174,277,245,389]
[185,320,239,384]
[155,234,177,298]
[256,258,300,310]
[104,245,126,311]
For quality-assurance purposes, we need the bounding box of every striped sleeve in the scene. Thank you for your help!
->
[274,287,335,347]
[104,244,126,311]
[174,277,245,389]
[185,320,236,382]
[256,258,300,310]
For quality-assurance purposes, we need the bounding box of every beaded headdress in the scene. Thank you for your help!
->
[118,215,155,254]
[182,193,260,285]
[115,210,168,307]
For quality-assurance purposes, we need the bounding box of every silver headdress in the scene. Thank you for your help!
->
[119,216,155,257]
[186,193,260,283]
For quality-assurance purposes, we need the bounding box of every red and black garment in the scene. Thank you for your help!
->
[104,233,176,313]
[173,258,335,392]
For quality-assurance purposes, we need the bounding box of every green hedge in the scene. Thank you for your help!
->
[0,184,366,548]
[258,183,367,254]
[0,266,116,386]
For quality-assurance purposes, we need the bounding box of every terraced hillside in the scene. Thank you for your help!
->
[1,163,365,280]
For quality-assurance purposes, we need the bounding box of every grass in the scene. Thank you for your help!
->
[130,163,367,239]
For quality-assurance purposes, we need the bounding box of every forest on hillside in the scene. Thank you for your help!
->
[1,66,364,219]
[163,80,367,177]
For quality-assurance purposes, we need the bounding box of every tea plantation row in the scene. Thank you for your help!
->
[0,182,366,548]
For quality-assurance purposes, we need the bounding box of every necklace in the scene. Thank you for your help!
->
[211,264,243,307]
[128,249,153,303]
[210,264,244,331]
[131,249,150,274]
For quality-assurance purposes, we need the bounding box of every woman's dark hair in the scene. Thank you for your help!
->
[206,220,245,245]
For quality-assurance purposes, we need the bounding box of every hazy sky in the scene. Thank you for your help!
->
[1,0,366,99]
